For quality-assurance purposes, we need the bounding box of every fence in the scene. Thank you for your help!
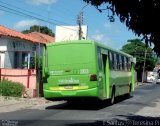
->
[0,50,38,97]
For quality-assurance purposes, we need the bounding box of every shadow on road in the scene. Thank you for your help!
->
[45,95,133,111]
[46,100,110,110]
[63,114,160,126]
[15,114,160,126]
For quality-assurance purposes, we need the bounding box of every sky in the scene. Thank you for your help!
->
[0,0,140,49]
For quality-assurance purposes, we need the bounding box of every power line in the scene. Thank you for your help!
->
[11,0,76,23]
[0,4,78,32]
[1,0,92,39]
[10,0,94,37]
[0,1,93,39]
[0,5,56,24]
[0,1,71,26]
[16,0,75,15]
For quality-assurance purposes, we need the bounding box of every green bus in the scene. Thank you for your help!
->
[43,40,136,104]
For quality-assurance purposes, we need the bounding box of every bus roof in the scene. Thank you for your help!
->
[94,40,133,58]
[47,40,133,58]
[47,40,92,46]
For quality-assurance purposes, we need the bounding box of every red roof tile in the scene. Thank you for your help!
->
[26,32,55,44]
[0,25,44,43]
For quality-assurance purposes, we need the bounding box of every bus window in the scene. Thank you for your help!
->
[119,55,122,70]
[114,53,117,70]
[126,58,131,71]
[124,57,128,71]
[109,52,113,69]
[117,54,120,70]
[112,53,115,69]
[97,47,102,71]
[121,56,125,70]
[102,54,107,73]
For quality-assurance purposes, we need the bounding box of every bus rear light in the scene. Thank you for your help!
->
[90,74,97,81]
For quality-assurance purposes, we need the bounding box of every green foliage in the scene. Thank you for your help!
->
[36,56,43,82]
[22,25,55,37]
[121,39,157,72]
[29,56,42,69]
[38,57,42,70]
[83,0,160,55]
[0,80,25,97]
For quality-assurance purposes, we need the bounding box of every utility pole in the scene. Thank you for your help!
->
[47,4,51,28]
[77,11,83,40]
[77,4,88,40]
[37,25,41,97]
[142,49,147,83]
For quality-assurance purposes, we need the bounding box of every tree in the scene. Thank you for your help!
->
[121,39,157,81]
[22,25,55,37]
[83,0,160,54]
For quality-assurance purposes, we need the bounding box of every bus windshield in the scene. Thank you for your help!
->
[47,43,94,66]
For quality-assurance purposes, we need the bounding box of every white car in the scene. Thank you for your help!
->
[147,74,156,82]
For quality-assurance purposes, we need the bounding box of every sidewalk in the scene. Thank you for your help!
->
[0,83,158,114]
[136,99,160,117]
[0,83,146,113]
[135,82,155,88]
[0,96,61,113]
[134,82,160,118]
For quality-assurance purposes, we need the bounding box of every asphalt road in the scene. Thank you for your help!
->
[0,83,160,126]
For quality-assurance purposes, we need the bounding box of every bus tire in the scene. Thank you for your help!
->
[111,86,115,104]
[125,84,131,98]
[128,84,132,95]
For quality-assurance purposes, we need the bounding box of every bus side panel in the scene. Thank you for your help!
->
[106,55,110,98]
[131,63,135,91]
[109,71,131,96]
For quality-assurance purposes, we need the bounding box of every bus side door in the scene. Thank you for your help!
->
[97,47,104,99]
[97,47,108,99]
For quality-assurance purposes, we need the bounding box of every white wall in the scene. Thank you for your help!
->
[0,39,7,51]
[0,38,7,68]
[55,25,88,42]
[0,37,44,69]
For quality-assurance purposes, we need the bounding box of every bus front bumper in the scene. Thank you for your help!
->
[43,87,98,99]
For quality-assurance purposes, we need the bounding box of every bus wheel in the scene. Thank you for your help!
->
[111,87,115,104]
[125,84,131,98]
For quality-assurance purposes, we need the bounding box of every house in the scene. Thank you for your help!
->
[0,25,55,69]
[26,31,55,44]
[0,25,55,97]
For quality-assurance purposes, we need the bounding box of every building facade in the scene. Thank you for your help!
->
[0,25,55,97]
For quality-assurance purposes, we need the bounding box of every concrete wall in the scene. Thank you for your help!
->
[0,69,37,97]
[55,25,88,42]
[0,37,44,97]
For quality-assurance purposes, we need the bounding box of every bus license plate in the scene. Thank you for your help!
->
[64,86,73,89]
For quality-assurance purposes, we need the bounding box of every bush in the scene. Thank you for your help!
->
[0,80,25,97]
